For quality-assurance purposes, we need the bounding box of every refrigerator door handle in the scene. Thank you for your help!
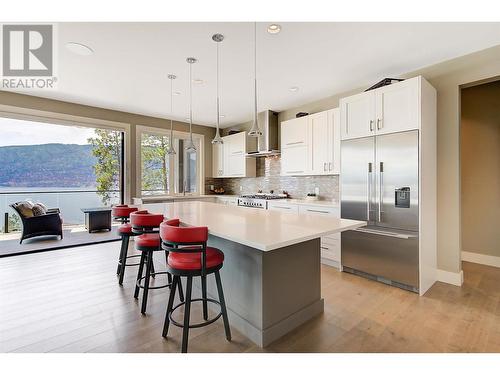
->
[378,161,384,222]
[353,227,417,240]
[367,162,372,222]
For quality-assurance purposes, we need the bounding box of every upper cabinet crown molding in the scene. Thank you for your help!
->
[340,76,421,140]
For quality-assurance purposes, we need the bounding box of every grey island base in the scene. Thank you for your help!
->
[204,235,322,347]
[144,201,365,347]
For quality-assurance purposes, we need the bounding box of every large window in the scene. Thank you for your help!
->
[138,127,202,196]
[0,115,125,232]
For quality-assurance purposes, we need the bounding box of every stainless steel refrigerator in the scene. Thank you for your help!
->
[341,130,419,292]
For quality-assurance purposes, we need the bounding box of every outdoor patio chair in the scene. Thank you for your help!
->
[9,201,63,244]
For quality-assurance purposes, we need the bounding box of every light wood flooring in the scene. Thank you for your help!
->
[0,241,499,353]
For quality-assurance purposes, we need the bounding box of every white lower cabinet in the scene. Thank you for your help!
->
[268,201,341,268]
[215,196,237,206]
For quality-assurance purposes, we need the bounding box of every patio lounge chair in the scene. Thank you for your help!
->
[9,202,63,244]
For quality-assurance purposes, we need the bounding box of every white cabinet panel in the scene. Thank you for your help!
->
[281,145,309,176]
[310,111,329,175]
[298,205,340,217]
[328,108,341,174]
[267,202,299,213]
[376,78,419,135]
[219,132,256,178]
[212,143,224,177]
[281,116,309,147]
[340,91,375,140]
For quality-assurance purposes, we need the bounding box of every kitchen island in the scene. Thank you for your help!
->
[142,201,365,347]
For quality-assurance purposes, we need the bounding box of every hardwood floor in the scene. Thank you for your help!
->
[1,241,499,353]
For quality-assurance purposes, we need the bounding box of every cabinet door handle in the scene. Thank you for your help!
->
[320,246,329,250]
[377,118,382,130]
[323,162,327,172]
[274,206,291,210]
[232,151,243,155]
[286,141,303,146]
[369,120,374,131]
[287,170,304,174]
[328,162,332,171]
[306,209,330,214]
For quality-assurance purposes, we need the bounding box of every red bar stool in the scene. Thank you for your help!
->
[112,205,142,285]
[130,210,183,314]
[160,219,231,353]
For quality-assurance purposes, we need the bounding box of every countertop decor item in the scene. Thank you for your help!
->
[296,112,309,118]
[364,78,404,92]
[305,193,319,201]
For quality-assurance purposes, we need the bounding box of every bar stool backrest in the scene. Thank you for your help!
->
[112,205,138,223]
[130,211,164,233]
[160,220,210,274]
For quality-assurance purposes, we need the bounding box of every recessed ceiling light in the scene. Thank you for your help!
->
[267,24,282,34]
[66,42,94,56]
[173,91,181,96]
[289,86,299,92]
[193,79,204,84]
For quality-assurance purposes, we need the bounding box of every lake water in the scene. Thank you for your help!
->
[0,187,119,231]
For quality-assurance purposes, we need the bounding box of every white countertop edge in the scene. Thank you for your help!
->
[199,220,366,251]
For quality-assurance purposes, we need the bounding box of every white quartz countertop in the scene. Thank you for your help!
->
[142,201,364,251]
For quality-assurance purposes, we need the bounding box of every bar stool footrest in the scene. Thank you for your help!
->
[118,254,142,267]
[136,272,171,290]
[169,298,222,329]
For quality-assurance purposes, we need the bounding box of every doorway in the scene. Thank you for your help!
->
[460,79,500,264]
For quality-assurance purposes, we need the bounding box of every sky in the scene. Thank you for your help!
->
[0,117,96,146]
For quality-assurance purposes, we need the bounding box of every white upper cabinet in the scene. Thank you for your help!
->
[212,143,224,177]
[219,132,256,178]
[375,78,419,135]
[310,111,329,174]
[340,90,376,140]
[328,108,341,174]
[281,116,309,147]
[281,108,340,176]
[340,76,421,140]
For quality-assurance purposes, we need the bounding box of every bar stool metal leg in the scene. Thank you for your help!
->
[162,275,178,338]
[201,275,208,320]
[181,276,193,353]
[141,250,154,314]
[215,270,232,341]
[134,252,146,299]
[117,238,126,275]
[118,235,130,285]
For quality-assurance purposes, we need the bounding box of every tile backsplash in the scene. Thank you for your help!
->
[205,156,339,203]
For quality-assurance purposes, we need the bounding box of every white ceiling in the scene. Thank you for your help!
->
[16,22,500,127]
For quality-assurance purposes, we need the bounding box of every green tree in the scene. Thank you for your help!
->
[87,129,121,204]
[140,134,169,193]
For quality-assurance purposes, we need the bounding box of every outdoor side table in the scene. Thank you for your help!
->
[81,207,112,233]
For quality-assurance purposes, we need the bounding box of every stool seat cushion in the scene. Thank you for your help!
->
[168,247,224,270]
[118,223,133,234]
[136,233,161,248]
[130,212,164,228]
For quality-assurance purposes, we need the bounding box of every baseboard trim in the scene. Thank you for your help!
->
[462,251,500,268]
[436,269,464,286]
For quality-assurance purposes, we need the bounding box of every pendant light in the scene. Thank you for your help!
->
[211,33,224,144]
[167,74,177,155]
[248,22,262,137]
[185,57,197,152]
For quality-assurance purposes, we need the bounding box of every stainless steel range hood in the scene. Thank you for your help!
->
[245,110,280,157]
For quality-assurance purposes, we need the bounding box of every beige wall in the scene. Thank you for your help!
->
[234,45,500,274]
[0,91,216,203]
[460,80,500,257]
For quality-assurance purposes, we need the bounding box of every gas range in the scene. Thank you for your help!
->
[237,193,288,209]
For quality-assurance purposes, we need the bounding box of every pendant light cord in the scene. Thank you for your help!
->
[170,77,174,140]
[216,40,220,131]
[189,62,193,144]
[254,21,257,127]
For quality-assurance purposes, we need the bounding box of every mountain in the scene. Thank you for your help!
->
[0,143,98,188]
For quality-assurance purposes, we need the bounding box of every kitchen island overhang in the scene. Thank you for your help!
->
[143,201,365,347]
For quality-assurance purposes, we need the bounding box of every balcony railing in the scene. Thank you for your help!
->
[0,189,120,233]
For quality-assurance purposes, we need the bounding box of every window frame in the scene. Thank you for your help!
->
[135,125,205,197]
